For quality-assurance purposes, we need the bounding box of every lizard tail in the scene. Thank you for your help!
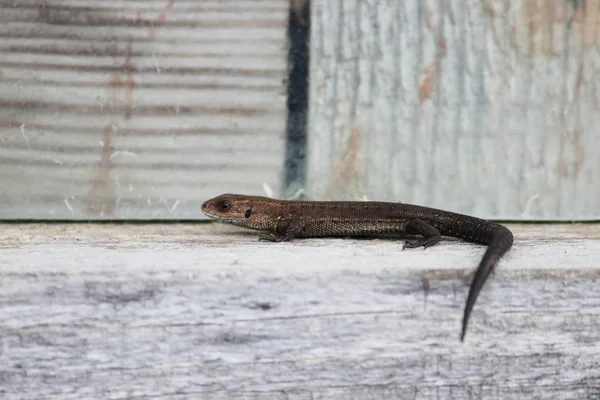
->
[460,224,514,342]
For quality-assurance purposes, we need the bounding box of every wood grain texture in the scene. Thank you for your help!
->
[307,0,600,220]
[1,223,600,399]
[0,0,289,219]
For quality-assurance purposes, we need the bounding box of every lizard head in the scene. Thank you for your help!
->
[201,193,273,230]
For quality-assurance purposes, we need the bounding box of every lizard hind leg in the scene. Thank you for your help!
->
[401,218,441,250]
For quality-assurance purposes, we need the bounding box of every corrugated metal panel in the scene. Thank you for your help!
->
[307,0,600,220]
[0,0,289,219]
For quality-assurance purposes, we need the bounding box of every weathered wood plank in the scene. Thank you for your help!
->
[307,0,600,220]
[1,223,600,399]
[0,0,289,219]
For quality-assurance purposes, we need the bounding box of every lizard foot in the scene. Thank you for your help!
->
[259,234,279,242]
[402,237,439,249]
[259,234,291,242]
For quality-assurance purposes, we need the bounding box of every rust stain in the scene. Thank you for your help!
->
[149,0,176,39]
[107,41,136,119]
[419,64,437,103]
[0,100,276,117]
[515,0,600,56]
[327,129,364,199]
[490,6,498,19]
[89,38,136,215]
[86,126,116,216]
[419,11,446,104]
[419,39,446,103]
[108,76,122,86]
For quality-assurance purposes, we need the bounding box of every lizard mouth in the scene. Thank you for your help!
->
[202,212,243,226]
[214,217,244,227]
[202,210,218,219]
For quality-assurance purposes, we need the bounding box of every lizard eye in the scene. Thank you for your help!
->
[218,200,231,212]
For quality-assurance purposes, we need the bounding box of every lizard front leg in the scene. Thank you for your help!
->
[259,217,306,242]
[402,218,441,249]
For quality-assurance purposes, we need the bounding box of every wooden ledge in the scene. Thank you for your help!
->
[1,223,599,399]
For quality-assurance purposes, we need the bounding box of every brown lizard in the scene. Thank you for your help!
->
[201,193,514,341]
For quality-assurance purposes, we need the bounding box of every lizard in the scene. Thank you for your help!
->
[201,193,514,341]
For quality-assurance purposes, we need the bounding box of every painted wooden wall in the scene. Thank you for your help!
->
[307,0,600,220]
[0,0,289,219]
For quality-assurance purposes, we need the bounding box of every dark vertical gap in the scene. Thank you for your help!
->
[283,0,310,198]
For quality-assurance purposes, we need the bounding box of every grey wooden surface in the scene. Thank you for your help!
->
[1,223,600,399]
[0,0,288,219]
[307,0,600,220]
